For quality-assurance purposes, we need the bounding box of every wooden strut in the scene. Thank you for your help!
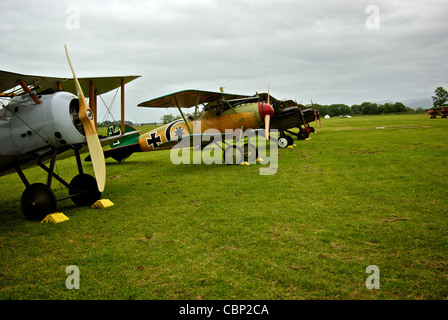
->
[121,78,125,134]
[18,80,41,104]
[34,149,85,201]
[174,95,192,134]
[35,149,69,189]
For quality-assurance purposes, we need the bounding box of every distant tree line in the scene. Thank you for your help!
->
[312,101,427,117]
[160,112,196,124]
[314,87,448,117]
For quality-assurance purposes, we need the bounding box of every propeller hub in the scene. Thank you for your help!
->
[258,102,274,119]
[86,109,93,120]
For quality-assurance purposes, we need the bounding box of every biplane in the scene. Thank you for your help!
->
[257,93,321,148]
[96,89,274,164]
[0,46,140,220]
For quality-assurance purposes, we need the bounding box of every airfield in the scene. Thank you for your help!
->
[0,113,447,300]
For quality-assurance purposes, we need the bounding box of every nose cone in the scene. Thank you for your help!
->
[258,102,274,119]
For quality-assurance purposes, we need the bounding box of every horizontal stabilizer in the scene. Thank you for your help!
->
[86,143,141,163]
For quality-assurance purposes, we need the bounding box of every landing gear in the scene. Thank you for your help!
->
[21,183,57,221]
[305,126,314,134]
[69,174,101,206]
[16,148,101,220]
[224,145,244,165]
[278,137,289,148]
[277,129,295,148]
[277,125,315,147]
[296,131,309,140]
[296,126,310,140]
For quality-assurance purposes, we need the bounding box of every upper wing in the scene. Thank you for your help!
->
[137,89,250,109]
[0,70,66,94]
[61,75,141,97]
[0,70,140,97]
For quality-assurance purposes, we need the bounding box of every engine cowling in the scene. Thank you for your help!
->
[1,91,86,154]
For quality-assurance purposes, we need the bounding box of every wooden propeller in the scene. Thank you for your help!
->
[310,99,319,131]
[265,84,271,140]
[64,45,106,192]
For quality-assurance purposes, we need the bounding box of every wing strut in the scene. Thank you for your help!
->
[121,78,125,134]
[173,95,192,134]
[221,96,237,114]
[194,91,200,120]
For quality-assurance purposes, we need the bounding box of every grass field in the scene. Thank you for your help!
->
[0,114,447,300]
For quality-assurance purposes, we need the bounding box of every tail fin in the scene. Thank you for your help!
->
[86,124,140,162]
[107,124,139,149]
[105,124,141,162]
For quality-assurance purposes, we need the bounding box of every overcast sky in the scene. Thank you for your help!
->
[1,0,447,123]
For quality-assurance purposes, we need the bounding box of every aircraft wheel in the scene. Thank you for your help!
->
[224,145,244,165]
[21,183,57,221]
[69,174,101,206]
[285,136,294,146]
[309,127,315,133]
[297,131,309,140]
[278,137,289,148]
[243,143,258,162]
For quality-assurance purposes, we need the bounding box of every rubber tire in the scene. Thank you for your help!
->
[21,183,57,221]
[278,137,289,148]
[297,131,309,140]
[69,174,101,206]
[285,136,294,146]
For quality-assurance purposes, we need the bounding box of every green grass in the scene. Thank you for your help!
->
[1,114,447,300]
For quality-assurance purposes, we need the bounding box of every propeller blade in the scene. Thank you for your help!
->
[265,84,271,139]
[64,45,106,192]
[310,99,318,130]
[299,106,306,126]
[267,84,270,104]
[265,114,271,140]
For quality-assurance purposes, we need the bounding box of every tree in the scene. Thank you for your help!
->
[415,107,427,114]
[360,102,379,115]
[161,114,178,124]
[382,103,392,114]
[393,102,407,113]
[432,87,448,107]
[330,104,351,116]
[351,104,362,114]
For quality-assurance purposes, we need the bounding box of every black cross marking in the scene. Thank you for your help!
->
[146,132,162,149]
